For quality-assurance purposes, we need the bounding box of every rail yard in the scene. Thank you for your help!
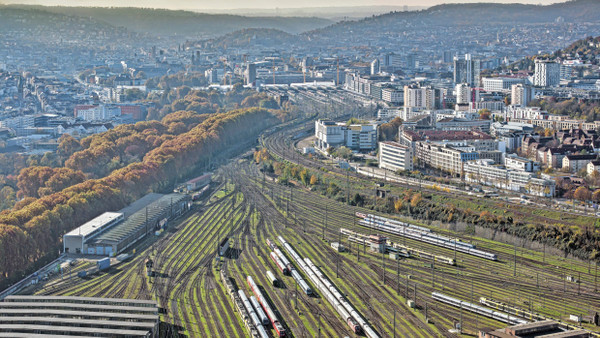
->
[22,122,600,338]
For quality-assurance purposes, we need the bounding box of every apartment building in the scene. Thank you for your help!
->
[415,141,479,176]
[464,159,555,197]
[562,154,598,173]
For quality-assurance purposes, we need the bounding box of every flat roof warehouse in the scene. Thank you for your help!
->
[0,295,159,337]
[63,193,190,256]
[63,212,124,239]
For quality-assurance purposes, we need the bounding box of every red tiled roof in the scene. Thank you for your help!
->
[403,129,492,141]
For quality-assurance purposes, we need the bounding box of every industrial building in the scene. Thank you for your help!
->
[63,212,124,255]
[64,193,190,256]
[479,320,589,338]
[0,295,159,337]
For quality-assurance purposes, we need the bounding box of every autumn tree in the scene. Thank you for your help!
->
[410,193,422,208]
[394,198,403,212]
[378,117,403,141]
[0,186,16,210]
[592,189,600,203]
[57,134,82,163]
[299,169,309,186]
[478,109,491,120]
[574,186,592,202]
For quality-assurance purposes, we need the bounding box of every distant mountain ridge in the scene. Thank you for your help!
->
[306,0,600,37]
[3,5,333,38]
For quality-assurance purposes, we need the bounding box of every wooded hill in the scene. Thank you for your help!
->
[0,107,283,287]
[4,5,332,38]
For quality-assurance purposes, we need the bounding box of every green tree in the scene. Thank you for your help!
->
[336,146,352,160]
[0,186,16,210]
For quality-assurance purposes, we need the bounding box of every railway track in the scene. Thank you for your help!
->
[247,165,600,335]
[29,116,600,337]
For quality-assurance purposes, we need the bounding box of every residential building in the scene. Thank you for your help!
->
[377,108,402,120]
[511,84,536,107]
[534,59,560,87]
[0,114,35,130]
[370,58,380,75]
[415,141,479,176]
[505,106,548,120]
[562,154,597,172]
[400,129,497,152]
[587,160,600,176]
[404,84,427,108]
[491,121,534,152]
[464,159,555,197]
[379,141,413,172]
[474,100,505,111]
[74,105,122,122]
[455,83,470,105]
[435,117,491,132]
[504,153,539,172]
[246,63,257,86]
[381,87,403,104]
[404,85,440,110]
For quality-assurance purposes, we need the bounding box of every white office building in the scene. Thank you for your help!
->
[379,141,413,172]
[315,119,378,151]
[482,77,525,92]
[464,159,555,197]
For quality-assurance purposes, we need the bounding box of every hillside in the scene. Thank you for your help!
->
[509,35,600,72]
[307,0,600,37]
[205,28,305,49]
[555,35,600,64]
[7,5,333,38]
[0,6,131,37]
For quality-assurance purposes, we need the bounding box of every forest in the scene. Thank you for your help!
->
[529,97,600,121]
[0,107,284,287]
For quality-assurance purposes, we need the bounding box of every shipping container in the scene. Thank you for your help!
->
[97,257,111,271]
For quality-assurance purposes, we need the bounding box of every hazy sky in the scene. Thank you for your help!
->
[1,0,566,10]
